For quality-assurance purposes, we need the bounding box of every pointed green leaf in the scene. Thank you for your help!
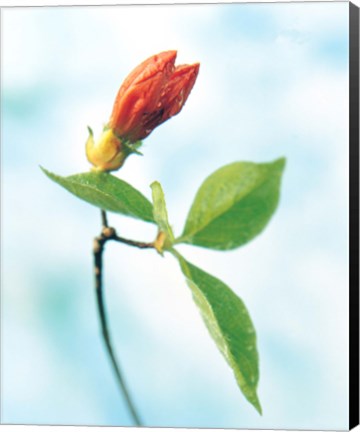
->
[150,181,174,242]
[173,251,261,414]
[41,167,155,223]
[177,158,286,250]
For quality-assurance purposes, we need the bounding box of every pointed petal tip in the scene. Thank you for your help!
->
[173,62,200,77]
[154,50,177,67]
[161,49,177,59]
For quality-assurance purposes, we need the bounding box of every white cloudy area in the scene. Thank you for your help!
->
[1,3,349,430]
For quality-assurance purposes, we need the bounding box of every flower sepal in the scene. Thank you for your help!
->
[85,126,143,172]
[122,139,143,156]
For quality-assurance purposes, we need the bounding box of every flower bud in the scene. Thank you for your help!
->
[109,50,200,143]
[86,51,199,172]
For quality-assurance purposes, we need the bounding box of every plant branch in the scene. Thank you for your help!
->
[101,209,109,228]
[93,210,153,426]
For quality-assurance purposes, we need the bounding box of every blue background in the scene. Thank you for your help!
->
[2,2,350,429]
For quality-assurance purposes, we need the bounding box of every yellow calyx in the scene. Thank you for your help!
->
[86,127,126,172]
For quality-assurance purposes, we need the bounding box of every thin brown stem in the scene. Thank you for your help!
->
[102,227,154,249]
[93,210,154,426]
[101,209,109,228]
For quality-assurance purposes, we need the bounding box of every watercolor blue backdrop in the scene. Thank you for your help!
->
[2,2,350,429]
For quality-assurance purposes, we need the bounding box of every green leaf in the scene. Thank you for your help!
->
[173,251,261,414]
[150,181,175,242]
[177,158,286,250]
[41,167,155,223]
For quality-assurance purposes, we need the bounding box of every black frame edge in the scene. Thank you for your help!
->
[350,1,360,430]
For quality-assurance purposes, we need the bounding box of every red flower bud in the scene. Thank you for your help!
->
[109,50,200,142]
